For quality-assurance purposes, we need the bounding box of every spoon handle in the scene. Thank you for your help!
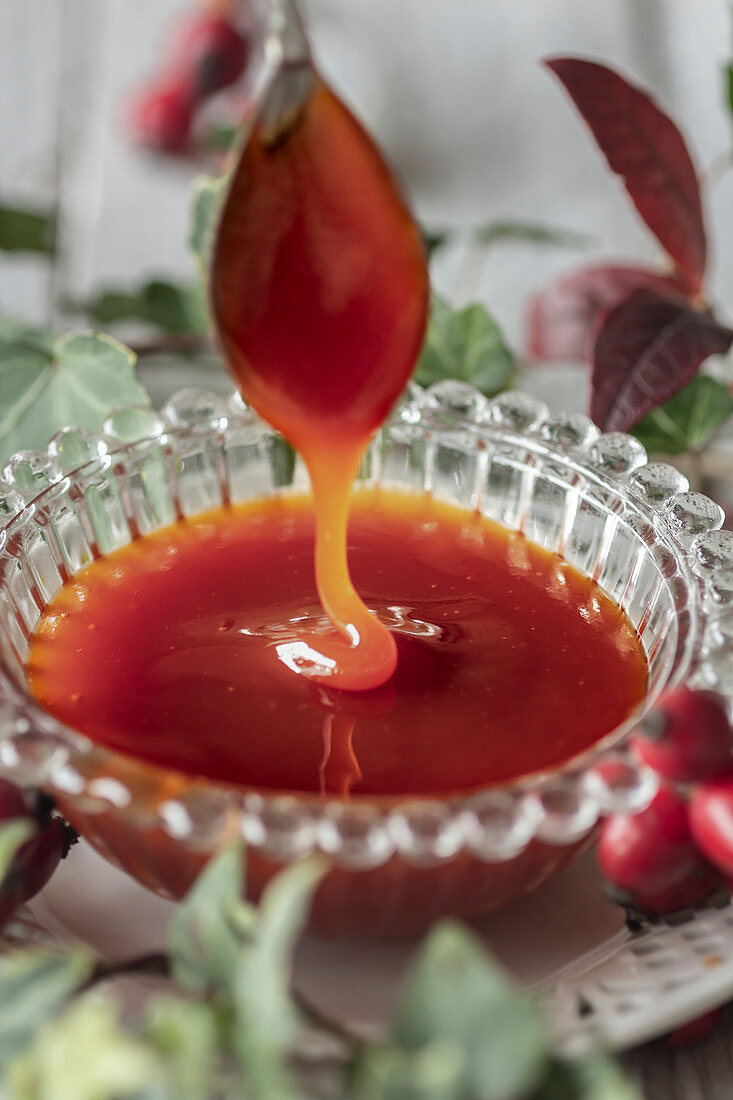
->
[258,0,316,144]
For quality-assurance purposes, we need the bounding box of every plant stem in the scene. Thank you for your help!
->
[81,951,170,992]
[130,334,211,358]
[704,148,733,191]
[291,985,365,1052]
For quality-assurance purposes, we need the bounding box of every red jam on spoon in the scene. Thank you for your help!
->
[209,14,428,691]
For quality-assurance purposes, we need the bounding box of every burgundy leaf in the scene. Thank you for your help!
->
[591,290,733,432]
[526,263,687,362]
[545,58,707,294]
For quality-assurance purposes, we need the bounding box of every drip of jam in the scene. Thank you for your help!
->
[28,491,648,798]
[210,49,428,690]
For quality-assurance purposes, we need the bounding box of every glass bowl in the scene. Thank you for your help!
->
[0,383,730,938]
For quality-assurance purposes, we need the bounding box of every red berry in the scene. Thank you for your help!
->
[0,778,32,821]
[0,780,72,929]
[632,687,732,783]
[689,776,733,876]
[666,1006,723,1048]
[171,15,248,97]
[0,817,67,929]
[599,786,723,916]
[130,77,195,154]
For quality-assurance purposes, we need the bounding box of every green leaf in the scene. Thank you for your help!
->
[572,1055,641,1100]
[233,855,329,1100]
[632,375,733,455]
[147,999,218,1100]
[256,853,329,963]
[271,437,296,488]
[169,840,251,992]
[0,949,93,1075]
[0,820,33,881]
[353,1040,463,1100]
[472,219,593,250]
[8,994,161,1100]
[0,203,55,254]
[414,293,515,396]
[391,922,546,1100]
[190,175,227,273]
[534,1059,584,1100]
[422,230,450,259]
[0,330,150,460]
[76,280,208,336]
[0,316,54,353]
[207,124,238,152]
[725,61,733,126]
[536,1055,641,1100]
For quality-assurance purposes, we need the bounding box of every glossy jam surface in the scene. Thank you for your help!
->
[211,75,428,690]
[28,490,647,798]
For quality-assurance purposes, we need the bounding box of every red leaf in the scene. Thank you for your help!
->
[526,263,687,362]
[591,290,733,432]
[545,58,707,294]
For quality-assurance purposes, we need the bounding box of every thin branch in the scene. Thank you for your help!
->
[129,334,211,358]
[291,985,365,1053]
[81,951,170,993]
[704,148,733,191]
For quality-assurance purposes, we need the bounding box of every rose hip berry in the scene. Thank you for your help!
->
[666,1006,724,1049]
[599,785,723,917]
[0,779,74,930]
[632,687,732,783]
[171,15,248,97]
[689,777,733,877]
[130,77,195,154]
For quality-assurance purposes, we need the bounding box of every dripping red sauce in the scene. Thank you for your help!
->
[28,60,648,801]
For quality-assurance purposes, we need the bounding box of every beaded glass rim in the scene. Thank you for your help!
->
[0,382,729,871]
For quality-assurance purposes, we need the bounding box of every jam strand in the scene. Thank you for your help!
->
[319,713,362,797]
[294,442,397,690]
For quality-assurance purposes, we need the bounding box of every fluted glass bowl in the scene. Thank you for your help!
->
[0,383,730,937]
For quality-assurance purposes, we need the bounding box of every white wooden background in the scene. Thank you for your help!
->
[3,3,733,1095]
[3,0,733,355]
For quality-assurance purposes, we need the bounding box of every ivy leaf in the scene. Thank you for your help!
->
[591,290,733,432]
[415,293,515,395]
[169,841,252,992]
[472,219,593,250]
[74,280,208,336]
[8,994,161,1100]
[0,949,94,1075]
[147,999,218,1100]
[0,202,56,254]
[633,375,733,455]
[233,855,328,1100]
[0,331,150,459]
[389,922,546,1100]
[0,316,54,353]
[545,58,707,294]
[190,174,227,273]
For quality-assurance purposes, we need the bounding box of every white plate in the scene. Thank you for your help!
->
[20,839,733,1054]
